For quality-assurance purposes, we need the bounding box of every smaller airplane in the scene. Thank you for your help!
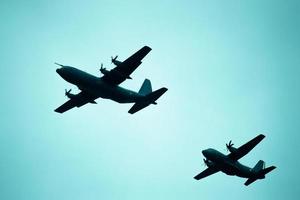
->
[194,134,276,186]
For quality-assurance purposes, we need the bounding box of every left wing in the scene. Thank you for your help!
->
[228,134,265,161]
[55,92,97,113]
[194,167,220,180]
[101,46,152,85]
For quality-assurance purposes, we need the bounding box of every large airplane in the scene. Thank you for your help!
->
[54,46,167,114]
[194,134,276,186]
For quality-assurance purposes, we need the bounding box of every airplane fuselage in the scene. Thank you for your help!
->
[56,66,144,103]
[202,148,255,178]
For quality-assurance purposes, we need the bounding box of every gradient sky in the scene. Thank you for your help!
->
[1,0,299,199]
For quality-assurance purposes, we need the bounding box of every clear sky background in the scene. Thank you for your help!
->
[1,0,299,199]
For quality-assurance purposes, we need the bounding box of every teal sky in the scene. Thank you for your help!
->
[1,0,299,199]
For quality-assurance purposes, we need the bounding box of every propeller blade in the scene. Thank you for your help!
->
[111,55,118,63]
[226,140,234,151]
[65,89,71,96]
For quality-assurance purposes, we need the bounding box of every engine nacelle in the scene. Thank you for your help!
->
[227,146,238,153]
[66,92,76,99]
[100,68,110,76]
[111,59,122,66]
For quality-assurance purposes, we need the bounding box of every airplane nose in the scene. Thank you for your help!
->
[56,68,62,75]
[202,150,208,156]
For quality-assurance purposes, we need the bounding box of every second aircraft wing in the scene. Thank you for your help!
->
[228,134,265,161]
[194,167,220,180]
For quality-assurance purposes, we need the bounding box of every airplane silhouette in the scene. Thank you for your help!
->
[55,46,167,114]
[194,134,276,186]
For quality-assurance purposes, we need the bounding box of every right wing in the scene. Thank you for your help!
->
[194,167,220,180]
[228,134,265,161]
[55,92,97,113]
[101,46,152,85]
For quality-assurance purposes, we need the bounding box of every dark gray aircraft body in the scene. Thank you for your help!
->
[55,46,167,114]
[194,134,276,186]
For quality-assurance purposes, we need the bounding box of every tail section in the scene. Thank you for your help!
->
[244,160,276,186]
[138,79,152,96]
[128,83,167,114]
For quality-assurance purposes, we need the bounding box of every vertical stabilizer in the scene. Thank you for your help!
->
[138,79,152,96]
[252,160,265,173]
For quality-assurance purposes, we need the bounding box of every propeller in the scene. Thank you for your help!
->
[65,89,72,96]
[99,63,110,75]
[226,140,234,151]
[100,63,106,72]
[111,55,118,63]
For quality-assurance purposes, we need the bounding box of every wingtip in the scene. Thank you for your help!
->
[162,87,168,92]
[143,45,152,51]
[54,109,62,113]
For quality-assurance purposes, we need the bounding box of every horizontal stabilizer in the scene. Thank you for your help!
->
[128,87,167,114]
[147,87,168,102]
[128,102,149,114]
[244,178,257,186]
[261,166,276,175]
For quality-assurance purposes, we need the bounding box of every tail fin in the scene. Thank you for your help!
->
[128,87,168,114]
[244,161,276,186]
[252,160,265,173]
[138,79,152,96]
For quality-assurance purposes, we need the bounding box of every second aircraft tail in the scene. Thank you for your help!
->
[244,160,276,186]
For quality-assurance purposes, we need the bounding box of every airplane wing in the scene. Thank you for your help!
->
[228,134,265,161]
[194,167,220,180]
[101,46,152,85]
[55,92,97,113]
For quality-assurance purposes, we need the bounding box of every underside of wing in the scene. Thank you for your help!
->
[194,167,219,180]
[101,46,151,85]
[228,134,265,161]
[55,92,97,113]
